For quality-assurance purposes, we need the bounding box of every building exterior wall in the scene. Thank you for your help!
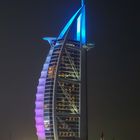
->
[35,39,81,140]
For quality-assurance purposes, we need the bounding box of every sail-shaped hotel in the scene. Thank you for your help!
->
[35,0,93,140]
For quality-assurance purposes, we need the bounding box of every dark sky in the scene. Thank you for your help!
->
[0,0,140,140]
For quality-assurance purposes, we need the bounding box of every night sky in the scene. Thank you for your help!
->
[0,0,140,140]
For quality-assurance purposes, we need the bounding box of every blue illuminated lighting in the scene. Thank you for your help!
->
[77,14,81,41]
[81,0,84,6]
[81,6,86,44]
[43,0,86,45]
[58,7,83,40]
[77,5,86,44]
[43,37,56,44]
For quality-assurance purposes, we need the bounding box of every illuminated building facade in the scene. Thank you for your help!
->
[35,0,93,140]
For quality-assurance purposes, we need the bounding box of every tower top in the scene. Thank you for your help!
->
[81,0,85,6]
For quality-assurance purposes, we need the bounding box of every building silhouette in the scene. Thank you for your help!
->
[35,0,93,140]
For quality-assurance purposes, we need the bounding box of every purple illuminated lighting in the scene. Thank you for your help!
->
[39,79,46,85]
[36,125,44,130]
[36,94,44,100]
[35,46,54,140]
[35,109,43,114]
[36,117,44,123]
[35,101,43,106]
[37,86,45,91]
[35,74,46,139]
[37,87,45,93]
[41,71,47,77]
[36,132,45,140]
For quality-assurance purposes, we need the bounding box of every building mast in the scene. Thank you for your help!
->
[80,1,95,140]
[82,1,88,140]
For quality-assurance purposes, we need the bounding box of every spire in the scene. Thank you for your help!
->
[77,0,86,44]
[81,0,84,6]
